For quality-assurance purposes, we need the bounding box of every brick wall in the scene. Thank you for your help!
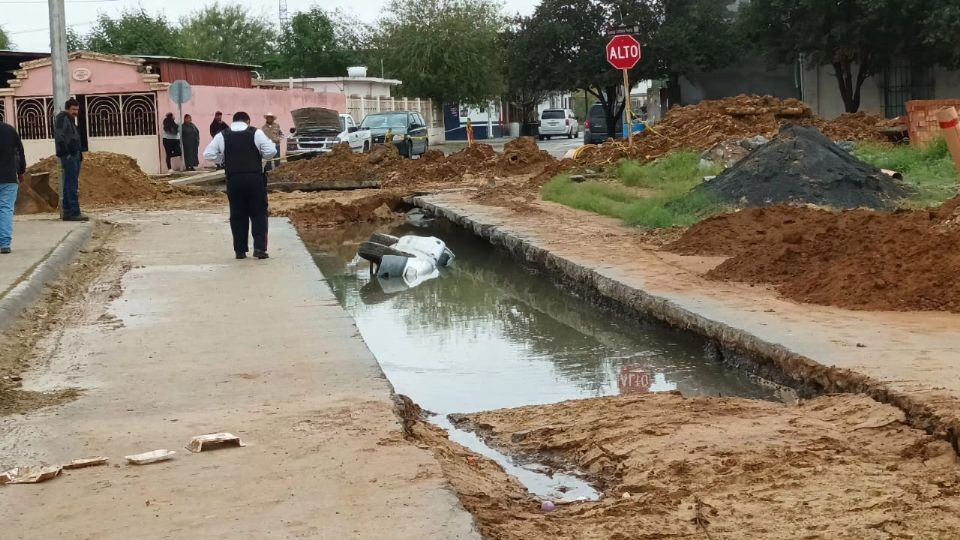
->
[907,99,960,147]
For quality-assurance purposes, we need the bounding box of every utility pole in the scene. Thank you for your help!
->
[48,0,70,217]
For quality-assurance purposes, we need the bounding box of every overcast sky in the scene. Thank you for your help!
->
[5,0,539,52]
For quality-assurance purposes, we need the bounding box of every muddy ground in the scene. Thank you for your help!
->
[422,393,960,540]
[0,221,122,415]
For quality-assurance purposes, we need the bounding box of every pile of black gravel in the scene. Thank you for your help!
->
[695,124,910,210]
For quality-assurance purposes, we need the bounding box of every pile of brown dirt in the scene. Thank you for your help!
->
[278,192,405,229]
[696,124,910,210]
[814,111,888,141]
[270,143,379,183]
[437,392,960,540]
[26,152,193,209]
[666,197,960,312]
[496,137,554,175]
[272,139,557,190]
[577,95,888,166]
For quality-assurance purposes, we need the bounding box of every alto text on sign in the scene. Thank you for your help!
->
[606,34,643,70]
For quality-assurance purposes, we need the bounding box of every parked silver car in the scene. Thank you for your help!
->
[538,109,579,140]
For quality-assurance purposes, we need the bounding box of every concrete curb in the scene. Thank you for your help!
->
[0,222,94,334]
[412,195,960,455]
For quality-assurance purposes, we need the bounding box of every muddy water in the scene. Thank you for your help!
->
[306,219,784,501]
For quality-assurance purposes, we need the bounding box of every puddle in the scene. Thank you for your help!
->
[307,220,787,501]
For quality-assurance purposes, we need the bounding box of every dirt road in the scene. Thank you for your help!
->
[0,211,478,539]
[443,393,960,539]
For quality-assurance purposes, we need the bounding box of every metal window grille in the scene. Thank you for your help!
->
[15,97,55,140]
[0,100,5,124]
[883,60,935,118]
[86,93,156,138]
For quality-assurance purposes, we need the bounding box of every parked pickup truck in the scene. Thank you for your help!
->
[287,108,371,159]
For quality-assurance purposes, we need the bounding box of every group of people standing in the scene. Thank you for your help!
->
[0,98,87,255]
[0,102,281,259]
[162,111,282,174]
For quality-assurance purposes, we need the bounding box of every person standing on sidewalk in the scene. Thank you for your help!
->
[54,98,88,222]
[209,111,229,171]
[261,113,282,172]
[0,120,25,254]
[203,111,276,260]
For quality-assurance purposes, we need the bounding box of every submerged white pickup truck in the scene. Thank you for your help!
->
[287,108,372,158]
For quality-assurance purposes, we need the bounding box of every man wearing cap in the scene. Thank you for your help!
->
[203,111,276,260]
[261,113,283,172]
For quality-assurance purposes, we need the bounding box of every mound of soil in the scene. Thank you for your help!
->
[270,143,378,183]
[279,192,405,229]
[26,152,192,209]
[695,124,909,210]
[496,137,554,175]
[437,393,960,540]
[666,197,960,312]
[577,95,888,167]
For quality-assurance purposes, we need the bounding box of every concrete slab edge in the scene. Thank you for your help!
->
[411,196,960,455]
[0,222,94,335]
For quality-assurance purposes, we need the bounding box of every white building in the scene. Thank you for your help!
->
[273,76,401,98]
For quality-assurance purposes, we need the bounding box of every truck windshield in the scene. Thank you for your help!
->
[360,113,408,130]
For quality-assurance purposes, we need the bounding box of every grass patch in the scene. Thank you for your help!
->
[542,151,723,228]
[855,139,958,207]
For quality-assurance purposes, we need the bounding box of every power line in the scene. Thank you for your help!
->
[8,21,95,34]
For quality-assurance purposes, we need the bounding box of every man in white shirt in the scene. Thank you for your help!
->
[204,111,277,260]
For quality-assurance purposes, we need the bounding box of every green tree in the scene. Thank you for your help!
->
[179,4,277,65]
[500,17,552,123]
[274,8,370,77]
[380,0,505,104]
[521,0,660,137]
[740,0,933,113]
[651,0,741,105]
[66,27,86,51]
[84,9,182,56]
[0,26,11,49]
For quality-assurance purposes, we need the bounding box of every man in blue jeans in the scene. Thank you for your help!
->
[54,98,88,222]
[0,120,25,254]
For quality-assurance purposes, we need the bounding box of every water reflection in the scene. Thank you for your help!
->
[308,221,782,415]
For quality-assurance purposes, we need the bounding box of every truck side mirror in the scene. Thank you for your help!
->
[348,126,359,133]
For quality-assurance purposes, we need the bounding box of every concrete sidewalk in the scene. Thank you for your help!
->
[0,215,91,333]
[0,211,479,539]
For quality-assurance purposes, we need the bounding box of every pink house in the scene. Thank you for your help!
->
[0,51,346,173]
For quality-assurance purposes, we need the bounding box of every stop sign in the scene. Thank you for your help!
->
[606,34,642,70]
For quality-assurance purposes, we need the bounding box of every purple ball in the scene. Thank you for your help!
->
[541,500,556,513]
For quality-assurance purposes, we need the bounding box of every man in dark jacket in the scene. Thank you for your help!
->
[54,98,88,221]
[0,121,26,254]
[209,112,229,171]
[203,111,276,259]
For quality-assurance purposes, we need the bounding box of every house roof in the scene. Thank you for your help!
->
[132,55,260,70]
[272,76,403,86]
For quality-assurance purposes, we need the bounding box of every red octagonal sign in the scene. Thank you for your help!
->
[606,34,642,70]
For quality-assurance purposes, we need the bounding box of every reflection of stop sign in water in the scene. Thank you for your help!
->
[619,366,651,394]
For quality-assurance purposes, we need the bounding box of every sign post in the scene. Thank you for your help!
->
[168,80,193,170]
[605,34,643,146]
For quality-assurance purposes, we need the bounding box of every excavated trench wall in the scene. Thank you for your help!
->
[410,196,960,455]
